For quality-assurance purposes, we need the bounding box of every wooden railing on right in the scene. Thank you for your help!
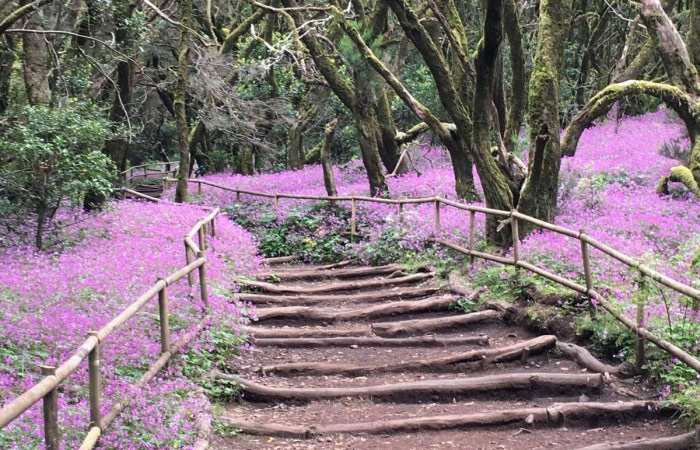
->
[0,196,220,450]
[190,178,700,374]
[121,161,179,183]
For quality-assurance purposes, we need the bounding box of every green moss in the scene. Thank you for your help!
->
[669,165,700,196]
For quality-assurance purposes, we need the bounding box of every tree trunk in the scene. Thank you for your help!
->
[103,0,136,172]
[375,88,408,174]
[386,0,510,215]
[233,143,255,175]
[472,0,515,245]
[353,75,388,197]
[518,0,573,234]
[174,0,192,203]
[0,36,14,115]
[320,118,339,197]
[503,0,526,153]
[287,94,318,170]
[20,0,51,106]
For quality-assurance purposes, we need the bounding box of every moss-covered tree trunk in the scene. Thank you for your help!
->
[375,88,408,174]
[353,73,388,196]
[20,0,50,106]
[320,118,339,197]
[103,0,136,172]
[287,94,318,170]
[517,0,572,233]
[233,143,255,175]
[0,36,14,115]
[387,0,510,213]
[174,0,192,203]
[503,0,526,153]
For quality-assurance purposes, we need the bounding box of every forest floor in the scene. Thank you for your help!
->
[213,261,694,450]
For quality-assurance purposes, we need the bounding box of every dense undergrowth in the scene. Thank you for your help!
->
[0,201,260,448]
[183,111,700,422]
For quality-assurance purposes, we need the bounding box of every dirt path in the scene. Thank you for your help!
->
[214,262,697,449]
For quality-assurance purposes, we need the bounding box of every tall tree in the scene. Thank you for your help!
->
[175,0,193,203]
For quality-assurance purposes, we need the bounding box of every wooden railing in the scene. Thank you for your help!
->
[0,196,220,450]
[121,161,179,183]
[190,178,700,374]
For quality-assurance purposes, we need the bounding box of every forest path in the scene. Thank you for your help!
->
[213,260,696,450]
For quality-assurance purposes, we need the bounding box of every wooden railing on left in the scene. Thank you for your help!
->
[0,192,219,450]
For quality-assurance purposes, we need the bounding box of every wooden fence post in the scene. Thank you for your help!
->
[350,198,357,242]
[511,213,519,264]
[41,366,59,450]
[158,281,171,355]
[580,229,593,293]
[184,237,194,287]
[198,226,206,251]
[273,195,279,212]
[468,210,476,262]
[197,181,202,195]
[236,190,240,202]
[87,331,101,429]
[398,201,404,225]
[210,216,216,237]
[434,198,441,233]
[636,296,646,374]
[196,251,210,308]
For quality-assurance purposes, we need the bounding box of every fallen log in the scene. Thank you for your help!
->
[237,286,441,306]
[255,264,402,281]
[239,272,435,294]
[255,295,458,321]
[372,305,493,337]
[251,334,489,347]
[574,428,699,450]
[257,335,555,375]
[556,342,633,377]
[316,260,353,270]
[242,326,369,339]
[218,401,665,438]
[217,372,603,400]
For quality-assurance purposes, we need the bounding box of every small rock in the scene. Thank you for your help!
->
[350,345,358,349]
[579,393,590,402]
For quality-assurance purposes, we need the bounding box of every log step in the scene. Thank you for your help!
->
[219,401,667,438]
[254,335,555,375]
[237,286,441,305]
[218,372,603,401]
[239,272,435,294]
[243,325,370,339]
[254,294,458,321]
[574,428,699,450]
[372,308,496,337]
[255,264,403,281]
[251,334,490,348]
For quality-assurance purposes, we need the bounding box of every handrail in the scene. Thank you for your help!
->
[0,194,221,449]
[189,178,700,374]
[122,161,179,183]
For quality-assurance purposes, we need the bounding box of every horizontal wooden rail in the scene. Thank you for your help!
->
[121,188,160,203]
[0,202,221,449]
[191,180,700,375]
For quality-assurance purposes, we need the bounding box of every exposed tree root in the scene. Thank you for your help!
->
[255,264,403,281]
[255,335,555,375]
[237,286,441,306]
[243,326,369,339]
[316,260,354,270]
[251,334,489,347]
[254,295,457,321]
[556,342,634,377]
[239,272,435,294]
[574,427,699,450]
[218,401,666,438]
[217,372,603,400]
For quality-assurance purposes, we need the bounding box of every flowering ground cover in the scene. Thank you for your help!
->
[181,110,700,416]
[0,200,259,449]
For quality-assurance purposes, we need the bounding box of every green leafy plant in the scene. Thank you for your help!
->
[0,102,117,248]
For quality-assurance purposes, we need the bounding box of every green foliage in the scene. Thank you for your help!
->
[0,103,117,246]
[181,326,246,402]
[225,202,352,263]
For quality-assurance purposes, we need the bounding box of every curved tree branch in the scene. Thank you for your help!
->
[561,80,697,158]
